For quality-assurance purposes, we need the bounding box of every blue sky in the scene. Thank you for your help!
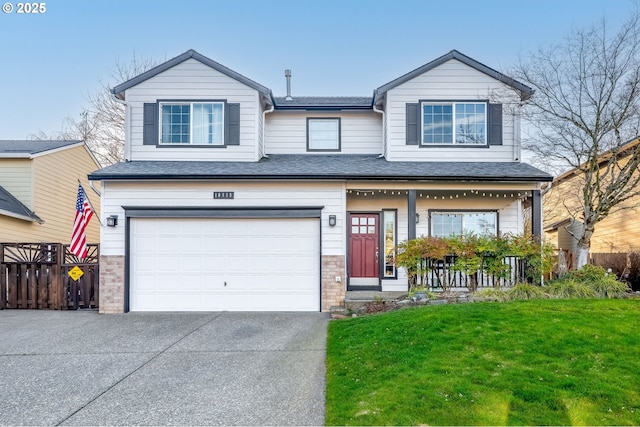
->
[0,0,634,139]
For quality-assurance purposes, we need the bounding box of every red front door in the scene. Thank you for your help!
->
[349,213,379,286]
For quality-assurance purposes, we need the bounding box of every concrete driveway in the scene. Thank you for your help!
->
[0,310,329,426]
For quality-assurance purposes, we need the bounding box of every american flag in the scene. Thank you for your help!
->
[70,183,94,259]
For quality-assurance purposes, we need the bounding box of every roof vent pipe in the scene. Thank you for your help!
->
[285,69,293,100]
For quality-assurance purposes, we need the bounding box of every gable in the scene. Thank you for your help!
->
[374,50,533,103]
[112,49,271,100]
[382,59,522,101]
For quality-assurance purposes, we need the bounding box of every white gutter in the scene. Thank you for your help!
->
[111,92,131,161]
[373,103,385,159]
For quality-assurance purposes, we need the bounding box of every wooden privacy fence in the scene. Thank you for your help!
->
[1,243,99,310]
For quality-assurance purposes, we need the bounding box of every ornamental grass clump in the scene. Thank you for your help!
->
[552,264,631,298]
[474,288,509,301]
[505,283,548,300]
[546,279,598,299]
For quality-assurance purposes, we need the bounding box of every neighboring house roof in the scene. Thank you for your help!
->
[549,137,640,187]
[89,155,552,182]
[0,184,43,223]
[544,217,573,232]
[273,96,373,110]
[374,49,534,103]
[0,140,83,158]
[112,49,272,99]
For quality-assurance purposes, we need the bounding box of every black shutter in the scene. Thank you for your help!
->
[406,103,420,145]
[143,103,158,145]
[225,103,240,145]
[488,103,503,146]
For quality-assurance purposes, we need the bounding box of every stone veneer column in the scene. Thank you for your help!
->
[321,255,346,311]
[99,255,125,314]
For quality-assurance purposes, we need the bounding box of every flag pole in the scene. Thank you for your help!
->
[78,179,103,226]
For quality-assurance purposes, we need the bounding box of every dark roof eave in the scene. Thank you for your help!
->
[88,173,552,182]
[274,105,373,111]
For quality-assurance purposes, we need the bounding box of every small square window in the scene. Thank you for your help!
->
[307,118,340,151]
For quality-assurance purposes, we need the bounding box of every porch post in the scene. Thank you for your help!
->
[408,189,416,240]
[531,189,542,239]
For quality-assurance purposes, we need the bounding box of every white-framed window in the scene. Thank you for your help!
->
[431,211,497,237]
[307,118,340,151]
[383,210,397,278]
[422,102,486,145]
[160,102,224,145]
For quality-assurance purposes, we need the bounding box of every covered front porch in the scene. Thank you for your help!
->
[344,182,543,292]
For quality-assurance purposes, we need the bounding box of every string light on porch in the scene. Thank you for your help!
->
[346,189,530,200]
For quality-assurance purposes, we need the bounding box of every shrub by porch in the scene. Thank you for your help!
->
[395,234,554,291]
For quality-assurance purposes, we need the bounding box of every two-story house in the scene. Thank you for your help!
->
[89,49,552,313]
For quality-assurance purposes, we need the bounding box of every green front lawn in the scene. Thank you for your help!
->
[326,299,640,426]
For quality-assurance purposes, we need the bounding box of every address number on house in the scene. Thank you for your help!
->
[213,191,235,199]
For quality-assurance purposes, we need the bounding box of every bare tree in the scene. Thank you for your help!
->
[32,53,160,166]
[85,54,160,165]
[512,11,640,269]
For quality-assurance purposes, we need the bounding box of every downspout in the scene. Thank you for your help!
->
[514,101,522,162]
[261,100,274,159]
[111,92,131,161]
[373,103,385,159]
[89,181,101,197]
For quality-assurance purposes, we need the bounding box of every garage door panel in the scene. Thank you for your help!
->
[130,218,320,311]
[177,236,203,252]
[178,257,203,271]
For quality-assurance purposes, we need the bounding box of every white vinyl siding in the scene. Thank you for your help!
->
[100,181,345,257]
[265,111,382,154]
[385,59,520,162]
[125,59,261,161]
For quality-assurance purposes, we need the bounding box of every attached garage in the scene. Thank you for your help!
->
[126,209,321,312]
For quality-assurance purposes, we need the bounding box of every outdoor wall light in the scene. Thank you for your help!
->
[107,215,118,227]
[328,215,337,227]
[415,212,420,224]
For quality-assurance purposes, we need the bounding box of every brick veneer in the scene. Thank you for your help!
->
[99,255,125,314]
[321,255,346,311]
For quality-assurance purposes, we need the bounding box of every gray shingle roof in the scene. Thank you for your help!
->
[273,96,372,110]
[89,155,552,182]
[374,50,534,103]
[0,140,82,156]
[0,184,43,223]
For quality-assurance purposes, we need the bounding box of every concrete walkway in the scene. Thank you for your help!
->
[0,310,329,426]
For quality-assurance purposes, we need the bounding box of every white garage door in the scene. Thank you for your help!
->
[130,217,320,311]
